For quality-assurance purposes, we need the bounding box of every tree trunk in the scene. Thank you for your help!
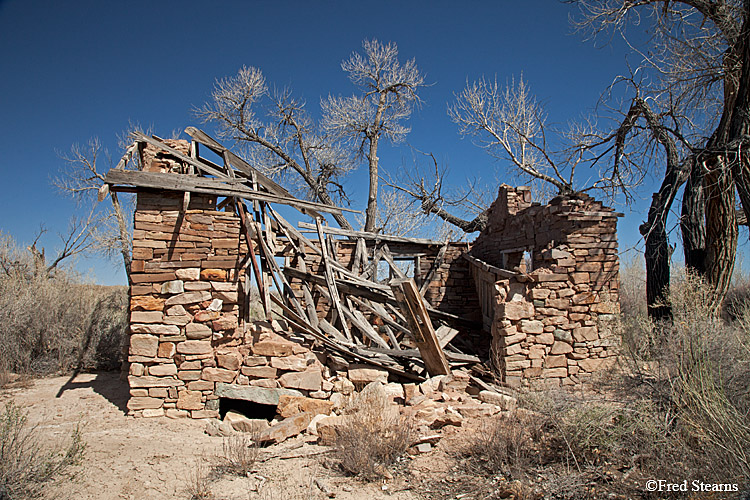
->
[704,165,737,313]
[364,134,379,233]
[681,160,706,275]
[643,215,672,321]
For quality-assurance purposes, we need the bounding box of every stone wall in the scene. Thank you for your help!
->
[469,185,620,388]
[127,190,344,418]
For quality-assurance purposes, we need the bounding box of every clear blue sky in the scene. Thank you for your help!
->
[1,0,742,285]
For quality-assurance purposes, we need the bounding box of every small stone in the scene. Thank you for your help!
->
[194,310,220,322]
[148,364,177,376]
[277,395,334,419]
[279,370,322,391]
[257,413,313,444]
[130,311,163,324]
[212,315,238,331]
[478,390,517,411]
[175,268,200,281]
[252,340,296,357]
[270,355,307,372]
[176,340,212,355]
[415,443,432,454]
[130,323,181,335]
[130,334,158,357]
[185,323,212,339]
[130,296,165,311]
[241,366,277,378]
[157,342,176,358]
[316,415,346,446]
[128,397,163,410]
[207,299,223,312]
[550,341,573,355]
[202,367,237,383]
[164,291,212,306]
[161,280,185,295]
[347,364,388,385]
[332,377,355,395]
[216,351,242,371]
[177,390,203,410]
[200,269,227,281]
[224,411,270,434]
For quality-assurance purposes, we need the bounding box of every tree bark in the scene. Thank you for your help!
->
[704,166,737,313]
[681,160,707,275]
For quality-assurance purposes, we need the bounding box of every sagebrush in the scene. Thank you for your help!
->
[334,383,412,480]
[0,232,128,382]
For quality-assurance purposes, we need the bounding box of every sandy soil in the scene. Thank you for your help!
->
[0,372,424,500]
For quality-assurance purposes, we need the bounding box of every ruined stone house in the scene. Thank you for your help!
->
[107,129,621,420]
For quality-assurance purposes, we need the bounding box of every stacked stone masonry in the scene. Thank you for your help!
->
[469,185,621,389]
[125,143,621,418]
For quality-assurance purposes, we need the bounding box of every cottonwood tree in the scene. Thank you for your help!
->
[198,39,425,233]
[573,0,750,316]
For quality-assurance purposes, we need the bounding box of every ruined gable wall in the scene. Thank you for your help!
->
[470,185,620,388]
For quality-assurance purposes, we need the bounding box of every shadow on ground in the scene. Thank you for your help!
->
[56,370,129,413]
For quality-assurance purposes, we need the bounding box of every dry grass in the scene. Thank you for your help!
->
[333,383,413,481]
[436,264,750,499]
[215,433,261,477]
[0,401,85,500]
[186,459,213,500]
[0,232,128,383]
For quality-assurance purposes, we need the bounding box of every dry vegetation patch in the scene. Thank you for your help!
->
[0,401,85,500]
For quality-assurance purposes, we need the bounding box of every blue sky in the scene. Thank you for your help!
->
[1,0,741,285]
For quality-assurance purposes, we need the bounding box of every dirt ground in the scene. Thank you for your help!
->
[0,372,448,500]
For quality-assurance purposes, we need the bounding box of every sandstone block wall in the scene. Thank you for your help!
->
[469,185,620,388]
[127,191,350,418]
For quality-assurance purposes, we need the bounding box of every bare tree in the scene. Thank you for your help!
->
[321,39,425,232]
[385,150,491,233]
[55,138,134,280]
[199,40,425,233]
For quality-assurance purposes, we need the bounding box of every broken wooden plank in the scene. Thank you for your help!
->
[463,253,520,279]
[298,221,442,246]
[133,132,230,179]
[381,244,408,280]
[266,207,322,257]
[390,278,450,377]
[236,203,270,320]
[184,127,309,205]
[312,284,390,349]
[283,267,396,306]
[365,347,480,364]
[268,294,423,381]
[315,218,352,342]
[104,169,355,216]
[435,325,460,349]
[348,296,410,337]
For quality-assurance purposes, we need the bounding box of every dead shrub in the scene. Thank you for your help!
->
[333,383,413,480]
[465,410,545,478]
[216,433,260,477]
[186,459,213,500]
[0,401,85,500]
